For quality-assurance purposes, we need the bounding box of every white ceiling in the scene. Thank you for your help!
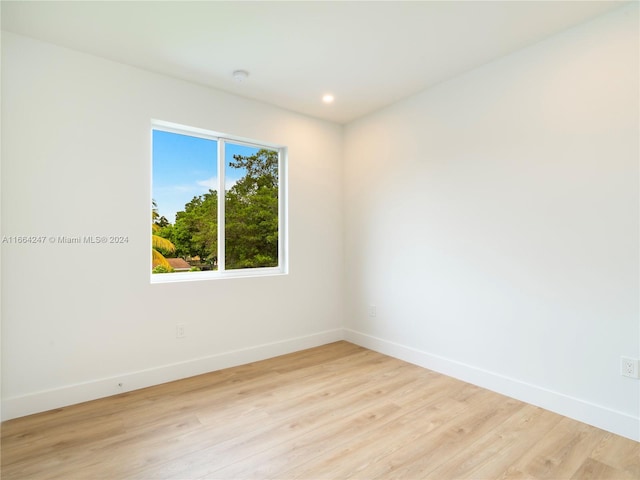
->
[1,1,629,124]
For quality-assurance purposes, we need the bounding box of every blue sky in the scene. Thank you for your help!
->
[152,130,254,223]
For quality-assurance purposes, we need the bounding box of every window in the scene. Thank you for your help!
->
[151,121,286,282]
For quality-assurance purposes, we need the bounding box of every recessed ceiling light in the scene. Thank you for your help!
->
[322,94,334,104]
[232,70,249,83]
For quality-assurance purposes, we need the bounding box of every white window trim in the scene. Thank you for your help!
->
[151,120,288,283]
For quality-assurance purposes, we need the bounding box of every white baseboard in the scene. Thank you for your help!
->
[344,328,640,442]
[1,328,344,421]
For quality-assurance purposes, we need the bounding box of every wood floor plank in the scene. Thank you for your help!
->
[202,402,405,479]
[283,396,472,479]
[423,404,563,479]
[363,391,526,479]
[130,360,432,479]
[588,432,640,479]
[570,458,637,480]
[207,376,470,480]
[1,341,637,480]
[499,416,606,480]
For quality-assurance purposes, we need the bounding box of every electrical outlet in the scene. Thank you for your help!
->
[620,357,639,379]
[176,324,186,339]
[369,305,377,317]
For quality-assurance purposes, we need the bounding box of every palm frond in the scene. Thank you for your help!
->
[152,234,176,253]
[152,249,173,269]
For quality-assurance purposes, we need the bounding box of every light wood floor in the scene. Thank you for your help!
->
[1,342,638,480]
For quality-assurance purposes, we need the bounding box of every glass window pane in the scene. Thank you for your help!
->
[152,130,218,273]
[224,142,279,269]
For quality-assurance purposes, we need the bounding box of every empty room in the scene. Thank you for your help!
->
[1,1,639,479]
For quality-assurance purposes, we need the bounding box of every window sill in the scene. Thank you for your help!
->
[150,267,287,284]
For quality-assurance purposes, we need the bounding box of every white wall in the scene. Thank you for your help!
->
[1,32,344,418]
[344,5,639,440]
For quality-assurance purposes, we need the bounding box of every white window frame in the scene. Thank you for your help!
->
[151,120,288,283]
